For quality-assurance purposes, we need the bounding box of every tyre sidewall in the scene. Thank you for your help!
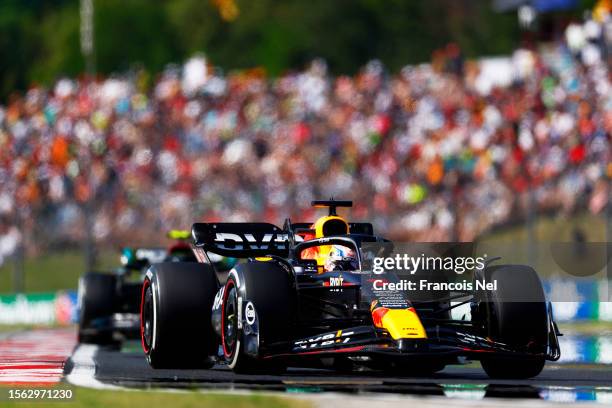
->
[143,262,219,368]
[223,262,296,371]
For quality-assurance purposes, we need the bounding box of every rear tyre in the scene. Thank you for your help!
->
[141,262,219,369]
[222,262,295,374]
[479,265,547,379]
[78,273,116,345]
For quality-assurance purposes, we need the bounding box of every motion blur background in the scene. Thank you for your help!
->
[0,0,610,300]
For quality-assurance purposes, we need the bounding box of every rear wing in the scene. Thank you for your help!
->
[134,248,168,263]
[191,223,290,257]
[191,220,375,258]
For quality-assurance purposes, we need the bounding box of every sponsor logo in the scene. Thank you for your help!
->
[214,233,290,251]
[0,293,70,325]
[329,276,344,286]
[456,331,478,344]
[294,330,354,349]
[212,287,225,310]
[245,301,256,325]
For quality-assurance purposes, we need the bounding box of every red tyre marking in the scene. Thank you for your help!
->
[221,278,235,358]
[140,278,151,353]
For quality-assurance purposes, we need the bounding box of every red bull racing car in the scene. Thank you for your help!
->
[140,200,561,378]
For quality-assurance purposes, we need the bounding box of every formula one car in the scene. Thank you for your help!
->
[140,200,561,378]
[78,246,169,344]
[78,231,237,344]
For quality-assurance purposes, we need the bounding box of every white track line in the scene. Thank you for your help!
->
[65,344,119,389]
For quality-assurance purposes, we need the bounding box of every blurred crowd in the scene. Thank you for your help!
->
[0,15,610,255]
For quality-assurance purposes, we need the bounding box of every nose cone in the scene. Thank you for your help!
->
[373,307,427,340]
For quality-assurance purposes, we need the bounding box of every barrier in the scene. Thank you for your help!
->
[545,279,610,322]
[0,291,77,325]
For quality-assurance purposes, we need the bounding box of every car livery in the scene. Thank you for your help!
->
[140,200,561,378]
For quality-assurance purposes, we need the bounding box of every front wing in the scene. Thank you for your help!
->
[261,325,555,362]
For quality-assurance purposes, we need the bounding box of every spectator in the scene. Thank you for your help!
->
[0,16,609,251]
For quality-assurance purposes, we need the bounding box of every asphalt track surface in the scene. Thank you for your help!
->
[73,344,612,398]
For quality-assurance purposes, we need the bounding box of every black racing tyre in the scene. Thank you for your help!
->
[141,262,219,369]
[479,265,547,379]
[222,262,296,373]
[78,272,117,344]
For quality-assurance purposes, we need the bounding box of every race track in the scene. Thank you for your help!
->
[64,343,612,401]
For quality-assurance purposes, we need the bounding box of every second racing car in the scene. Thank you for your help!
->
[78,230,236,344]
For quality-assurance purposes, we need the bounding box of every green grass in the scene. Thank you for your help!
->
[558,321,612,336]
[476,212,608,278]
[479,212,607,243]
[0,386,310,408]
[0,251,115,294]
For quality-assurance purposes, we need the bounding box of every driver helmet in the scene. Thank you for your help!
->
[324,245,358,272]
[120,248,137,268]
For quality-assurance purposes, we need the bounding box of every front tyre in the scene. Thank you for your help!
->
[222,262,295,373]
[141,262,218,369]
[222,274,255,372]
[479,265,547,379]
